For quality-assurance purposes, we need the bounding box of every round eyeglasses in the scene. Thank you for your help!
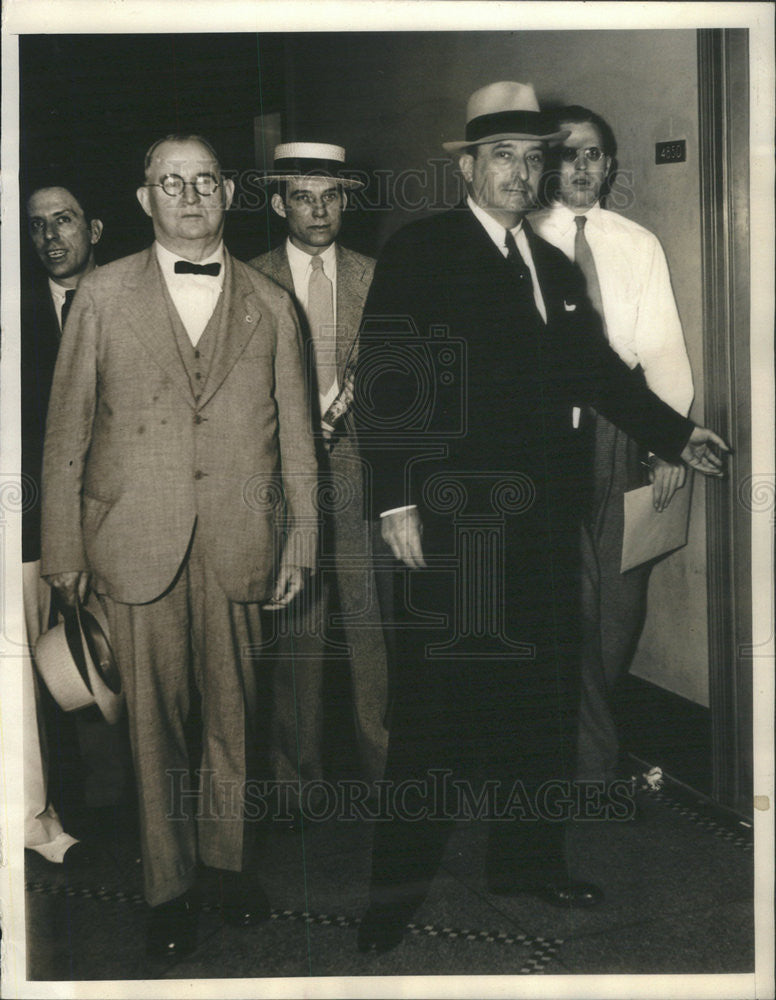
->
[560,146,605,164]
[145,173,220,197]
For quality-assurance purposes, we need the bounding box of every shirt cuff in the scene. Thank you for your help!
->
[380,505,417,518]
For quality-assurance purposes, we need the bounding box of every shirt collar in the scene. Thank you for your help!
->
[48,278,68,305]
[285,237,337,273]
[549,199,604,235]
[467,195,525,251]
[154,240,225,284]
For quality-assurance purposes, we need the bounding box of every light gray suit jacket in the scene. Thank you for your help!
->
[248,243,375,422]
[41,246,318,605]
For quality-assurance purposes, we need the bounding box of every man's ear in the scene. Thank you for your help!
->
[271,192,288,219]
[458,153,475,184]
[136,185,153,218]
[222,176,235,211]
[89,219,104,246]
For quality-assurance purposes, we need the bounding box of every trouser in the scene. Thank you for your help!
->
[99,527,263,906]
[23,561,75,857]
[269,437,389,797]
[368,513,578,911]
[576,414,651,783]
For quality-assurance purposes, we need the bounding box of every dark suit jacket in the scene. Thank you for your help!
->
[356,206,692,524]
[41,246,318,605]
[21,273,62,562]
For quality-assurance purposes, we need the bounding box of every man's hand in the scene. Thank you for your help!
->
[45,571,90,609]
[680,426,730,478]
[649,458,687,512]
[262,565,310,610]
[381,508,426,569]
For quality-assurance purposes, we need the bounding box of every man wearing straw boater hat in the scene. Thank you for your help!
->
[354,81,728,952]
[41,134,317,958]
[250,144,389,818]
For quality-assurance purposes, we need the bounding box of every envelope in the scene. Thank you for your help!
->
[620,474,693,573]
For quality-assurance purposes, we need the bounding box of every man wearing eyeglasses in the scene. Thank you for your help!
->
[41,134,318,958]
[531,107,694,790]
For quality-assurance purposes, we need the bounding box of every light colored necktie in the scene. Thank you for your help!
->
[574,215,607,333]
[307,255,337,397]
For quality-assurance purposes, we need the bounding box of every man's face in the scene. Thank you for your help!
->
[271,177,346,254]
[27,187,102,288]
[459,139,545,226]
[136,139,234,256]
[557,121,611,212]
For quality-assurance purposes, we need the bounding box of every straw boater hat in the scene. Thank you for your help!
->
[442,81,569,152]
[35,594,124,725]
[260,142,364,189]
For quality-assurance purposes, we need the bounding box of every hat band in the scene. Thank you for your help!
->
[465,109,556,143]
[271,156,350,177]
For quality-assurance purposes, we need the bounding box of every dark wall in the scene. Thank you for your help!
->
[19,33,287,266]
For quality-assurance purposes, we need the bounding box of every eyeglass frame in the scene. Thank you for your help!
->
[143,172,221,197]
[558,145,607,164]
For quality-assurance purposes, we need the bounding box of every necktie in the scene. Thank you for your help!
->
[574,216,606,331]
[504,228,532,283]
[307,255,337,397]
[174,260,221,276]
[60,288,76,330]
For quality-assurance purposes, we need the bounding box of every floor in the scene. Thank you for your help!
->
[24,777,755,983]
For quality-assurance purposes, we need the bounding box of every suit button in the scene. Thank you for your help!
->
[194,372,202,380]
[194,470,204,480]
[194,414,203,425]
[194,350,201,359]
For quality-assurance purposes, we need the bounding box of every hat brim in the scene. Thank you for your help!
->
[257,172,364,190]
[443,129,570,152]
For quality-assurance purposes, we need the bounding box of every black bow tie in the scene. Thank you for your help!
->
[174,260,221,276]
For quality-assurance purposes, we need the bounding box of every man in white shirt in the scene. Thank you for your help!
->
[531,106,695,787]
[41,135,318,957]
[22,183,105,868]
[250,144,389,817]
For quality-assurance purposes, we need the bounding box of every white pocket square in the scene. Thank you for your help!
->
[563,300,577,312]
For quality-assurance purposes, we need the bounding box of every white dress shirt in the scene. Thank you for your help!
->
[155,241,225,347]
[530,201,693,414]
[48,279,70,332]
[285,238,340,415]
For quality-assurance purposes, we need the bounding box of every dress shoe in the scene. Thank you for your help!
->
[488,878,603,909]
[357,903,408,955]
[60,840,95,870]
[215,869,271,927]
[146,891,199,959]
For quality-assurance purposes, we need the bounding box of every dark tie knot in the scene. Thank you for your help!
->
[174,260,221,276]
[504,229,530,281]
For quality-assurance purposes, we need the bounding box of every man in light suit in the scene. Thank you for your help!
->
[249,143,389,810]
[41,135,318,958]
[531,106,694,786]
[354,82,728,953]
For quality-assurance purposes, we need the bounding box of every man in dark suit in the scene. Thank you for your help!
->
[250,143,388,809]
[41,135,318,957]
[354,81,728,953]
[22,182,104,867]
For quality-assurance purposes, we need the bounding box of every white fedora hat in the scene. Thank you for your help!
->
[35,594,124,725]
[443,81,569,152]
[259,142,364,189]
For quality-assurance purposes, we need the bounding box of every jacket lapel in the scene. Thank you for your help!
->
[335,245,367,378]
[197,251,260,409]
[121,248,194,406]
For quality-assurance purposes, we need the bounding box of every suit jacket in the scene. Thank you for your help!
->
[248,243,375,435]
[21,273,62,563]
[356,205,693,523]
[41,246,318,605]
